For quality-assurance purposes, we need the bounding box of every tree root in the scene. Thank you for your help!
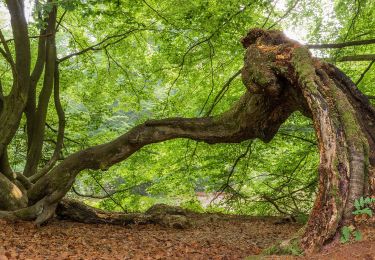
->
[55,199,192,229]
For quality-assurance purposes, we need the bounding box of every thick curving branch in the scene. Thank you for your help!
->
[28,85,301,212]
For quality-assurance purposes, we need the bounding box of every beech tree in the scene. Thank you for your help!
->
[0,0,374,254]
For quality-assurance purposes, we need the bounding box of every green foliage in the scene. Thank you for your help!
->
[59,0,79,11]
[340,226,353,243]
[180,199,205,213]
[1,0,374,215]
[340,226,362,244]
[341,197,375,243]
[353,230,362,241]
[353,197,375,217]
[261,238,303,256]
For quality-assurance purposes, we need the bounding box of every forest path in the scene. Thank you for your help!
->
[0,213,374,259]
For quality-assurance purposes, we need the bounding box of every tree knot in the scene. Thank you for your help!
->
[241,28,290,49]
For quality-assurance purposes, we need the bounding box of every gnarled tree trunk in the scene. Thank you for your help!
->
[240,29,375,252]
[0,2,373,253]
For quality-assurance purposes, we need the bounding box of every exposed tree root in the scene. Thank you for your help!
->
[56,199,192,229]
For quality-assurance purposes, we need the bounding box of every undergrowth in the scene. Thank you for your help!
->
[340,196,375,243]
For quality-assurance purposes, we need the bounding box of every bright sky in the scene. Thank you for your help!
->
[274,0,307,43]
[276,0,338,44]
[0,6,10,28]
[0,1,32,28]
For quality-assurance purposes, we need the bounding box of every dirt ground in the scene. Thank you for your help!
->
[0,213,374,260]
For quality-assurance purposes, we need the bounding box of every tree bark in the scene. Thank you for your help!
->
[0,1,30,159]
[55,199,191,229]
[24,4,57,177]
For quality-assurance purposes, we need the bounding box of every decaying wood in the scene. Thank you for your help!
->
[56,199,191,229]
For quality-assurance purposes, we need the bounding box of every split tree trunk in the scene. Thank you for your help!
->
[0,5,374,253]
[241,30,375,252]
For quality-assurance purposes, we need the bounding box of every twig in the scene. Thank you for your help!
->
[4,33,53,43]
[58,28,150,63]
[210,142,253,204]
[279,132,317,145]
[261,0,279,28]
[199,40,215,115]
[90,174,127,212]
[45,122,81,146]
[267,0,300,29]
[72,182,149,199]
[162,3,252,112]
[205,69,241,116]
[307,38,375,49]
[141,0,177,28]
[355,60,375,85]
[336,54,375,62]
[55,10,67,31]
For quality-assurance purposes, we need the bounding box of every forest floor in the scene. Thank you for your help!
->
[0,213,374,260]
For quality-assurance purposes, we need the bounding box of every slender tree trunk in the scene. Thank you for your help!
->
[24,4,57,177]
[0,0,30,159]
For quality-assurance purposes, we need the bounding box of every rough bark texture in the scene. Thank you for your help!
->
[56,199,191,229]
[0,20,374,254]
[240,29,375,252]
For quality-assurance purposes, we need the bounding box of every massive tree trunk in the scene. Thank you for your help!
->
[239,30,375,253]
[0,1,374,253]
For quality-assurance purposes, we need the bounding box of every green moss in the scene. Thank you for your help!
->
[252,71,272,86]
[291,47,319,95]
[330,82,368,150]
[261,237,303,256]
[244,46,276,89]
[331,185,343,209]
[99,162,109,171]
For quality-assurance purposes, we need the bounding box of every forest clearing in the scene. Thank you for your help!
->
[1,213,375,259]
